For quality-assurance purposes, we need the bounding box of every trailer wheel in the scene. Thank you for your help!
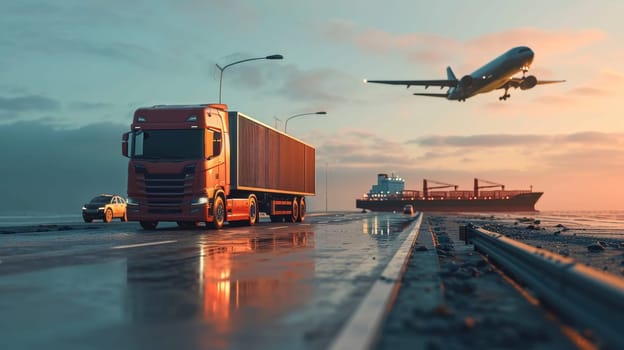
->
[247,196,258,226]
[140,221,158,230]
[288,197,299,223]
[298,197,306,222]
[211,196,225,229]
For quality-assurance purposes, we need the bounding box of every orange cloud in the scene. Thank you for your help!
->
[324,22,606,68]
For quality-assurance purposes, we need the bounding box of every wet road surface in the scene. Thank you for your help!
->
[0,212,416,350]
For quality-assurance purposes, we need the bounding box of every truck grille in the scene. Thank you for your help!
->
[136,171,194,214]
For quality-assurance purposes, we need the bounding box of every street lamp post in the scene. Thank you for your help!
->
[284,111,327,133]
[216,54,283,103]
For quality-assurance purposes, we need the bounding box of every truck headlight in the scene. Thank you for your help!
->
[191,196,208,206]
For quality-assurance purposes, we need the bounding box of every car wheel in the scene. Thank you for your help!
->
[140,221,158,230]
[104,209,113,223]
[83,217,93,223]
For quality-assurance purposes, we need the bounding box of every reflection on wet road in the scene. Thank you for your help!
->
[0,212,416,350]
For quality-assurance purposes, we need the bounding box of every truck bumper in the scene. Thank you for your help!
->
[126,204,211,222]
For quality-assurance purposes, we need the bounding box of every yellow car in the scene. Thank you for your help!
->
[403,204,415,215]
[82,194,127,223]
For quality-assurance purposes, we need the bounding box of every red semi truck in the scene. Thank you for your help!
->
[121,104,315,230]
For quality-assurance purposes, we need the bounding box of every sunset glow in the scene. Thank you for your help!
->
[0,1,622,213]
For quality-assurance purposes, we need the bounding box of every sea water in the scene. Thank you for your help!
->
[0,214,82,227]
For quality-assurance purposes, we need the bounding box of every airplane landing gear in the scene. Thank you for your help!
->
[499,88,511,101]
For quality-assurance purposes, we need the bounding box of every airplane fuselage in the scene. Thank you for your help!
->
[447,46,534,101]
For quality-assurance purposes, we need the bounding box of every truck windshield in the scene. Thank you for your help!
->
[131,129,204,160]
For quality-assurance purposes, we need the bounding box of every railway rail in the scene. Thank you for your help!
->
[463,224,624,349]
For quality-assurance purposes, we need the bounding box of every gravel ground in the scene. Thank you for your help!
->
[379,214,578,350]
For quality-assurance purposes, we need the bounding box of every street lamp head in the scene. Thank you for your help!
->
[316,111,327,115]
[265,54,284,60]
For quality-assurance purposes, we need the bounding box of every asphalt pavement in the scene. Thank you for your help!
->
[0,212,417,350]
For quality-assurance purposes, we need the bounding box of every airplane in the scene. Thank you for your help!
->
[364,46,565,101]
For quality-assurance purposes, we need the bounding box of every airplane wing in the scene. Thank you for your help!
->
[365,79,457,88]
[413,93,449,98]
[535,80,567,85]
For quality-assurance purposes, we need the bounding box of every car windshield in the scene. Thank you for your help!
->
[131,129,204,160]
[90,196,112,204]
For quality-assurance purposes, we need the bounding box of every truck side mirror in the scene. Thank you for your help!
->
[122,132,129,157]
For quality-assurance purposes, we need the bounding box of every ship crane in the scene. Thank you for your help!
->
[474,178,505,197]
[423,179,458,197]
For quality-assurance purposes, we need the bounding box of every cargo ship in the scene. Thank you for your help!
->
[356,173,542,212]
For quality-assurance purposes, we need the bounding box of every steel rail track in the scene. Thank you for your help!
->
[463,224,624,349]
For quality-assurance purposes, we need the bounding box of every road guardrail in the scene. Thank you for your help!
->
[462,224,624,349]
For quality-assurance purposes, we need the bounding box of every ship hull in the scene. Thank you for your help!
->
[356,192,543,213]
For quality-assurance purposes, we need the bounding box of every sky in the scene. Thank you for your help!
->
[1,0,623,214]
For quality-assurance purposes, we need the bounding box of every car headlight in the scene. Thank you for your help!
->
[126,197,139,206]
[98,207,105,211]
[191,196,208,206]
[81,206,86,211]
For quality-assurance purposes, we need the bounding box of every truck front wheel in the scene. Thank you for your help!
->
[210,196,225,229]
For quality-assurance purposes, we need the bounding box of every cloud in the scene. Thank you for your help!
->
[216,60,355,108]
[323,22,606,68]
[412,134,545,147]
[409,132,624,148]
[68,101,115,111]
[0,95,61,114]
[314,128,415,167]
[0,122,128,214]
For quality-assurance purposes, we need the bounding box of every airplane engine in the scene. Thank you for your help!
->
[520,75,537,90]
[460,75,473,88]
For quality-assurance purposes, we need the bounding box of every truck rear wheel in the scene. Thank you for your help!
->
[288,197,299,223]
[140,221,158,230]
[298,197,306,222]
[247,196,258,226]
[210,196,225,229]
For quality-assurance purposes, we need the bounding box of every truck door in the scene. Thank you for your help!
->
[206,128,224,189]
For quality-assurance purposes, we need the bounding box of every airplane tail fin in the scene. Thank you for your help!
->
[446,66,457,81]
